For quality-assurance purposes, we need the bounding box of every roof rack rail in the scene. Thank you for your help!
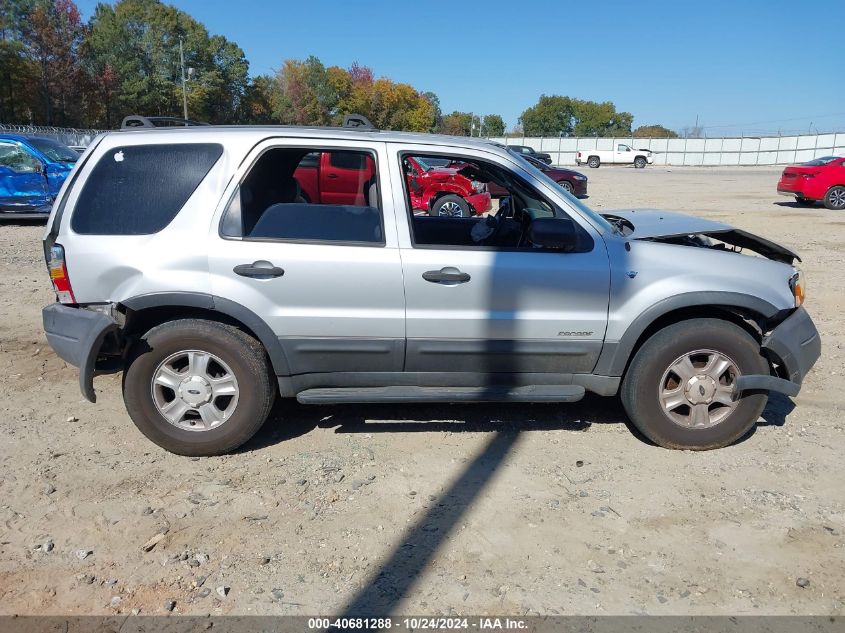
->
[120,115,211,130]
[342,114,377,131]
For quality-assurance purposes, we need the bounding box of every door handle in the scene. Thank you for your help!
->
[233,261,285,278]
[326,173,339,179]
[422,268,471,284]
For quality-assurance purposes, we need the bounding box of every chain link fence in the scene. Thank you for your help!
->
[0,123,106,147]
[490,132,845,167]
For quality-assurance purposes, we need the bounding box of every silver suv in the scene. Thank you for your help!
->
[41,121,820,455]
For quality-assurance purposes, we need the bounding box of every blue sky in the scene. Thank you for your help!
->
[75,0,845,135]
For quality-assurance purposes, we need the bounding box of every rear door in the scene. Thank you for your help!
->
[209,138,406,376]
[0,141,49,210]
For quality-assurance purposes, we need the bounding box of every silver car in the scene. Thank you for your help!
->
[40,119,820,455]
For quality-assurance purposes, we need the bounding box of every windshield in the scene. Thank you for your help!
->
[509,152,614,233]
[801,156,841,166]
[27,137,78,163]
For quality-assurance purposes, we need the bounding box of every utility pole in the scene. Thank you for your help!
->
[179,37,188,119]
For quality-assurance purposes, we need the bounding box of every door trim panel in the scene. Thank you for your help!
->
[279,336,404,374]
[406,338,602,373]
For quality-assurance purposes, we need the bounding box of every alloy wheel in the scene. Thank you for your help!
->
[658,349,740,429]
[151,350,239,431]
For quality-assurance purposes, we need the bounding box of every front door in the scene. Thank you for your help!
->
[209,139,406,376]
[0,141,48,210]
[389,144,610,376]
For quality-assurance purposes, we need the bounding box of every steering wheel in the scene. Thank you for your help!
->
[481,198,512,246]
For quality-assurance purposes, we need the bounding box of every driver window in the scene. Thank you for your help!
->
[617,144,629,152]
[401,153,573,251]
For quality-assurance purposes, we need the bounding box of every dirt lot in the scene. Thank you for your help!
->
[0,166,843,617]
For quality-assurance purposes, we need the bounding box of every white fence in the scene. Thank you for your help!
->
[490,133,845,167]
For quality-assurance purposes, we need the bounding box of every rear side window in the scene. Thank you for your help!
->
[71,143,222,235]
[220,147,383,245]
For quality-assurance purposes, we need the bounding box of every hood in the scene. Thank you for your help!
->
[602,208,800,264]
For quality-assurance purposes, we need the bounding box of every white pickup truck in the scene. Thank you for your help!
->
[575,143,655,168]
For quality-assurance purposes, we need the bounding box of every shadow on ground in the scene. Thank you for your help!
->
[240,393,632,452]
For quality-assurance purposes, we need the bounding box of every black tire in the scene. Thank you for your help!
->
[587,156,600,169]
[123,319,276,456]
[634,156,647,169]
[794,196,816,207]
[620,318,769,450]
[429,194,470,217]
[823,185,845,210]
[558,180,574,193]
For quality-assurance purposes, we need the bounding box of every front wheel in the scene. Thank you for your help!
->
[621,318,769,450]
[559,180,574,193]
[824,186,845,210]
[634,156,647,168]
[123,319,276,456]
[429,194,470,217]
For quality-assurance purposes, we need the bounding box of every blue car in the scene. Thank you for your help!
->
[0,134,79,219]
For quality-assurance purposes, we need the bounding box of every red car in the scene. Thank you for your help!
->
[490,154,588,197]
[777,155,845,210]
[404,156,492,217]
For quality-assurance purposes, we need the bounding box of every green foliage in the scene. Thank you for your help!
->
[480,114,505,137]
[634,124,678,138]
[519,95,635,137]
[85,0,249,126]
[439,111,473,136]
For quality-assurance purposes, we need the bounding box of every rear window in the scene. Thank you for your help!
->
[71,143,222,235]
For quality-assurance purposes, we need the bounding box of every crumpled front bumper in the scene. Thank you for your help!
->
[42,303,118,403]
[736,306,821,397]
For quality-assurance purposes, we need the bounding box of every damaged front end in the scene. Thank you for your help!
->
[602,208,800,264]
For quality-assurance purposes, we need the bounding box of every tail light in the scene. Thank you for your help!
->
[802,171,821,179]
[577,151,582,158]
[47,244,76,304]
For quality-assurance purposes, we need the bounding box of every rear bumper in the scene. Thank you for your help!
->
[777,186,814,199]
[467,192,492,215]
[762,306,821,390]
[42,303,118,402]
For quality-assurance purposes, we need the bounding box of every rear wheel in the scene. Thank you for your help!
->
[587,156,600,168]
[634,156,647,168]
[123,319,276,456]
[621,318,769,450]
[824,186,845,210]
[795,196,816,206]
[430,194,470,217]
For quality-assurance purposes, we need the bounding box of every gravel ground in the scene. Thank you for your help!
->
[0,166,843,616]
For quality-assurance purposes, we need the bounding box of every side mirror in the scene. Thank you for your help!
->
[528,217,580,250]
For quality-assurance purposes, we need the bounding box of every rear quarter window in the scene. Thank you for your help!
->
[71,143,223,235]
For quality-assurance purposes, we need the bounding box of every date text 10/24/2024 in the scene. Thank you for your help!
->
[307,618,528,630]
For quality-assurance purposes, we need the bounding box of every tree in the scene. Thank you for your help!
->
[0,0,38,123]
[439,111,473,136]
[480,114,505,137]
[85,0,250,126]
[20,0,88,125]
[519,95,633,137]
[633,124,678,138]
